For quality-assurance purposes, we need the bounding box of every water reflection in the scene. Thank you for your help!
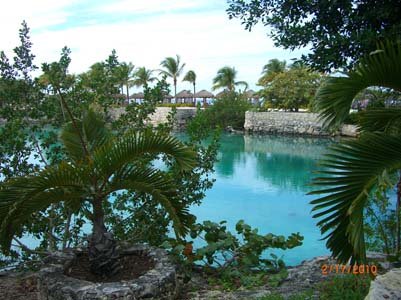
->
[192,133,335,265]
[215,134,333,192]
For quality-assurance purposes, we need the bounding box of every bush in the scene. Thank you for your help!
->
[188,92,251,130]
[162,220,303,289]
[318,274,371,300]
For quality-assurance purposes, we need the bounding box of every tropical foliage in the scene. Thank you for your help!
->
[212,66,248,92]
[159,55,186,99]
[133,66,156,88]
[0,23,221,274]
[163,220,303,289]
[0,109,197,276]
[227,0,401,71]
[310,41,401,263]
[259,65,322,111]
[188,91,251,130]
[183,70,196,104]
[258,59,287,86]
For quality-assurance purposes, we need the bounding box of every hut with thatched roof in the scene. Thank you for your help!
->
[162,93,173,104]
[215,89,230,98]
[129,92,144,104]
[244,89,260,105]
[195,90,214,107]
[175,90,194,104]
[130,92,144,99]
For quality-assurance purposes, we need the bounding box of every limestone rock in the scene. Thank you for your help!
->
[365,268,401,300]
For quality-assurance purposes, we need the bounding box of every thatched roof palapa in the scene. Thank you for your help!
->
[215,89,230,98]
[175,90,194,98]
[130,92,144,99]
[195,90,214,98]
[245,89,260,99]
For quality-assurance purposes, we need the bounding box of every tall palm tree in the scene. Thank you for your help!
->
[159,55,186,102]
[309,41,401,264]
[116,62,135,102]
[183,70,196,105]
[0,109,197,277]
[212,66,248,92]
[258,59,287,86]
[133,67,157,89]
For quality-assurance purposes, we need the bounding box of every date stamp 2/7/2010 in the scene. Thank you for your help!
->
[321,264,377,276]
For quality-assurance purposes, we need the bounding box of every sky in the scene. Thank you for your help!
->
[0,0,307,93]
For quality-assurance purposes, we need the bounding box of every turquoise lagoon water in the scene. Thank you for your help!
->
[17,133,334,266]
[190,133,334,266]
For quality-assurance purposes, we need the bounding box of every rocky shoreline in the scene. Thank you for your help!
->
[1,253,400,300]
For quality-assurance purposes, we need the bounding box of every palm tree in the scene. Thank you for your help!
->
[212,66,248,92]
[309,41,401,264]
[116,62,135,102]
[0,109,197,277]
[133,67,157,88]
[159,55,186,102]
[258,59,287,86]
[183,70,196,105]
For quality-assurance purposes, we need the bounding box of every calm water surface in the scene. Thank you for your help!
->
[191,133,334,266]
[18,133,334,266]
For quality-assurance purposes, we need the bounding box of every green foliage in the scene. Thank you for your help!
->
[317,274,371,300]
[1,24,221,271]
[227,1,401,72]
[212,66,248,92]
[162,220,303,289]
[258,59,287,86]
[133,66,157,88]
[310,41,401,264]
[189,91,251,130]
[159,55,185,96]
[260,66,322,112]
[364,178,400,256]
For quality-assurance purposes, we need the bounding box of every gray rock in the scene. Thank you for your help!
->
[365,268,401,300]
[38,244,178,300]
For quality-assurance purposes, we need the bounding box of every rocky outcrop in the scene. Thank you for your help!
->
[365,267,401,300]
[38,245,178,300]
[244,111,358,137]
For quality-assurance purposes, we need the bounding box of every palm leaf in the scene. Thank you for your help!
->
[0,162,89,252]
[61,109,112,162]
[358,108,401,135]
[93,130,197,180]
[316,41,401,128]
[108,166,192,237]
[309,133,401,263]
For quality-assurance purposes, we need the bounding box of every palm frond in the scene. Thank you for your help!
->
[61,109,112,162]
[0,162,89,252]
[316,41,401,128]
[93,130,197,180]
[108,166,192,237]
[309,133,401,263]
[358,108,401,135]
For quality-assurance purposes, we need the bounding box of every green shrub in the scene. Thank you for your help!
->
[189,91,251,130]
[162,220,303,289]
[318,274,371,300]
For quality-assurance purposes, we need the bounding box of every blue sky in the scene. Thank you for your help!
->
[0,0,307,92]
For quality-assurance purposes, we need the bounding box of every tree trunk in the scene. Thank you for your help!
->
[126,83,131,105]
[88,198,120,277]
[193,83,196,106]
[174,77,177,104]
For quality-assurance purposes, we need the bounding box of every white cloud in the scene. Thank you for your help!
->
[1,1,307,92]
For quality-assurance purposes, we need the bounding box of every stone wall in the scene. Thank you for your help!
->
[110,107,197,129]
[244,111,358,137]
